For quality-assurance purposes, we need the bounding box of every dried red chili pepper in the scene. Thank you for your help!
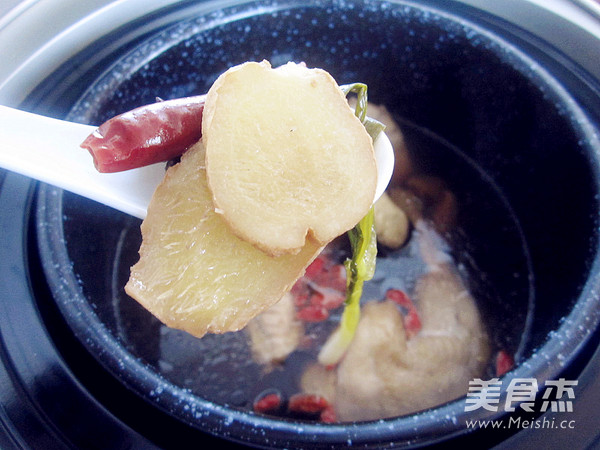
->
[81,95,205,173]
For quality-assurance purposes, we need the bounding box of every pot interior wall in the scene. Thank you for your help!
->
[35,0,600,444]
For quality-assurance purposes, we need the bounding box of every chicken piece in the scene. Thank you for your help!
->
[300,363,337,403]
[413,219,453,269]
[334,301,411,420]
[245,292,303,367]
[331,265,489,421]
[373,192,410,248]
[304,223,490,422]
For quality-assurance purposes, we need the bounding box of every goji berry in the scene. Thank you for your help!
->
[293,291,310,308]
[309,289,345,310]
[288,394,330,415]
[312,265,345,291]
[325,264,347,292]
[296,305,329,322]
[386,289,422,338]
[253,392,282,414]
[305,256,326,279]
[403,309,422,338]
[495,350,514,377]
[320,405,337,423]
[386,288,411,308]
[291,281,311,307]
[322,291,345,310]
[291,279,307,296]
[309,291,326,307]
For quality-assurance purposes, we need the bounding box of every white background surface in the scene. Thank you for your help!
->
[1,1,21,18]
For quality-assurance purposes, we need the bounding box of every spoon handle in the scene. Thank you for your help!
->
[0,105,393,219]
[0,105,164,219]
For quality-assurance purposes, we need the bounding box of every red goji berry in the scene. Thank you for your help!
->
[292,279,312,296]
[495,350,514,377]
[305,256,326,279]
[296,305,329,322]
[386,289,422,338]
[293,292,310,308]
[309,291,326,307]
[291,281,311,307]
[328,264,347,291]
[320,405,337,423]
[253,392,282,414]
[291,279,306,296]
[307,289,344,310]
[403,309,422,338]
[386,288,411,308]
[313,265,346,292]
[288,394,330,415]
[321,291,345,310]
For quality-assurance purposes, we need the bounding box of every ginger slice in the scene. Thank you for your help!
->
[203,61,377,256]
[125,141,322,338]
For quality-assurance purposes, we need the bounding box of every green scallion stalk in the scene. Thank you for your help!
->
[318,83,381,366]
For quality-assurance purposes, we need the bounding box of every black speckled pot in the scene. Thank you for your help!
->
[33,0,600,447]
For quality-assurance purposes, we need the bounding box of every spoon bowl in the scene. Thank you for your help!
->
[0,104,394,219]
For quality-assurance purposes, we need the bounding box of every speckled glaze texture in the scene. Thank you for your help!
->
[35,0,600,447]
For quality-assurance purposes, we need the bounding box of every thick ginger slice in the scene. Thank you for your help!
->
[203,61,377,256]
[125,142,322,338]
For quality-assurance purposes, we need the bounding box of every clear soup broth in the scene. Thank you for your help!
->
[62,116,533,422]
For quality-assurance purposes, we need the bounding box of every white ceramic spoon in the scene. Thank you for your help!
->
[0,104,394,219]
